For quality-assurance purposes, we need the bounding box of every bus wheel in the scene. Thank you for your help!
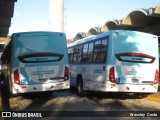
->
[77,80,85,97]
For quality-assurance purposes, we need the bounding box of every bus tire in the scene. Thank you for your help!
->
[77,79,85,97]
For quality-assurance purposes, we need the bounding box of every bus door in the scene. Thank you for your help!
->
[90,39,108,91]
[80,43,92,89]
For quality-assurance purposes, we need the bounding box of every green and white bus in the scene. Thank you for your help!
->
[68,30,159,96]
[1,31,70,95]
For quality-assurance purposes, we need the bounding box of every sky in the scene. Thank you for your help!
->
[9,0,160,39]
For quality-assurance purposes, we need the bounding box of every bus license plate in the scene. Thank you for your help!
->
[132,79,139,83]
[38,75,48,82]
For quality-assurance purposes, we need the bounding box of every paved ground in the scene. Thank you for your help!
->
[144,86,160,102]
[0,85,160,120]
[0,84,160,112]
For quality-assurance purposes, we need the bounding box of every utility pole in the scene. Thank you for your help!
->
[50,0,64,32]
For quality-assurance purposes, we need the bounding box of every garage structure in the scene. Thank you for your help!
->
[0,0,17,37]
[0,0,17,56]
[0,1,159,46]
[74,4,160,41]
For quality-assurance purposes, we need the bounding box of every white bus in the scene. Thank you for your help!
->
[68,30,159,96]
[1,31,70,95]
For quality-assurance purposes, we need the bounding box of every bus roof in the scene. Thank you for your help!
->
[11,31,66,37]
[67,30,157,47]
[2,31,66,55]
[67,31,111,47]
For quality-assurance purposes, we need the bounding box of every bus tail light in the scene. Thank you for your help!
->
[64,66,69,81]
[109,67,116,83]
[154,69,159,84]
[14,69,21,84]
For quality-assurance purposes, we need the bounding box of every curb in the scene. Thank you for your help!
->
[144,96,160,103]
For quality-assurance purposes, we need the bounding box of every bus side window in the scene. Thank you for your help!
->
[77,45,82,63]
[93,40,101,62]
[73,47,79,63]
[68,48,74,64]
[87,42,94,62]
[82,44,88,62]
[99,39,108,62]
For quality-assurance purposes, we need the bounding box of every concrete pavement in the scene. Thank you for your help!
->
[0,84,159,113]
[144,85,160,103]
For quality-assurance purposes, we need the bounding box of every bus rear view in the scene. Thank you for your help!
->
[2,31,69,95]
[107,30,159,94]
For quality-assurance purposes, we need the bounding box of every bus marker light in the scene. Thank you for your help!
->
[111,84,116,87]
[115,32,119,35]
[22,86,27,88]
[154,85,158,89]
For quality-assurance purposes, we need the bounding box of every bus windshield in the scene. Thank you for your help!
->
[14,35,66,58]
